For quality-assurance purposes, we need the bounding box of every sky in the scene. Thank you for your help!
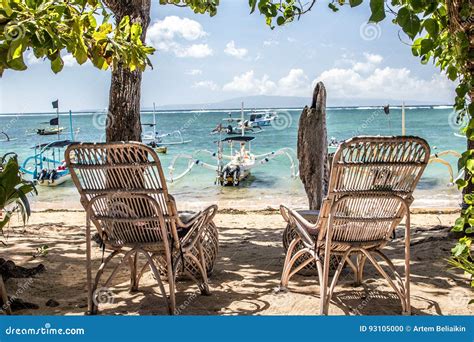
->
[0,1,456,113]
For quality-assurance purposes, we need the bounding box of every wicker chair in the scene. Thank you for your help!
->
[279,136,430,315]
[65,142,218,315]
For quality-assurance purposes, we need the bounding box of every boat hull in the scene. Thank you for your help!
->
[37,174,71,187]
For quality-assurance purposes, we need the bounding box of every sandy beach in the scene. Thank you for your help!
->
[1,207,472,316]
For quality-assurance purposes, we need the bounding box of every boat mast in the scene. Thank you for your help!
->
[56,100,60,140]
[69,110,74,141]
[153,102,157,138]
[401,102,406,136]
[241,101,244,137]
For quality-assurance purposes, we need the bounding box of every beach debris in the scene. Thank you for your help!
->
[33,245,49,258]
[45,299,60,307]
[0,258,45,281]
[298,82,329,210]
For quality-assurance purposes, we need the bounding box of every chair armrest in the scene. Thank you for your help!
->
[179,205,218,250]
[280,205,318,248]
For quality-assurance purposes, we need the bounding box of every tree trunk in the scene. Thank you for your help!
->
[104,0,151,142]
[297,82,329,210]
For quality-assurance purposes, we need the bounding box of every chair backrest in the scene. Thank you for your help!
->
[320,136,430,243]
[65,142,179,246]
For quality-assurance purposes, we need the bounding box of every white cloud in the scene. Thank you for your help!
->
[277,69,310,96]
[221,53,454,103]
[175,44,213,58]
[223,69,309,96]
[63,54,77,67]
[223,70,276,94]
[26,51,42,65]
[186,69,202,76]
[263,39,279,47]
[147,16,212,58]
[148,16,207,42]
[224,41,248,59]
[314,54,454,102]
[192,80,218,91]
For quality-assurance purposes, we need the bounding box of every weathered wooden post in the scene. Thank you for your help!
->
[297,81,329,210]
[282,82,337,276]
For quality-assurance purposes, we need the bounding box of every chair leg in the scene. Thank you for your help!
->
[404,212,411,315]
[280,237,299,290]
[197,241,211,295]
[355,254,367,286]
[0,276,11,315]
[360,249,407,314]
[129,252,139,292]
[326,250,352,309]
[165,250,176,315]
[140,251,172,315]
[85,215,94,315]
[90,250,120,315]
[320,250,332,315]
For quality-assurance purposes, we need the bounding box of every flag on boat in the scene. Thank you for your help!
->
[49,117,59,125]
[52,99,59,109]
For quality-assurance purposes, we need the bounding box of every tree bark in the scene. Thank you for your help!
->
[104,0,151,142]
[297,82,329,210]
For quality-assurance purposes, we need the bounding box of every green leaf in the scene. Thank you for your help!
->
[2,0,13,16]
[369,0,385,22]
[249,0,257,13]
[452,217,466,232]
[349,0,363,7]
[420,38,433,55]
[447,65,458,81]
[466,159,474,173]
[51,55,64,73]
[424,18,439,38]
[328,3,339,12]
[398,7,421,39]
[456,178,468,189]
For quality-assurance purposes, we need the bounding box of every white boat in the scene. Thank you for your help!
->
[20,140,74,187]
[168,103,298,186]
[219,136,256,186]
[142,103,192,147]
[248,110,277,127]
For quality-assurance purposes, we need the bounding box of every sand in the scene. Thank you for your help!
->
[1,208,473,316]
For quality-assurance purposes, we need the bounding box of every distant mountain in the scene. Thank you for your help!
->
[153,95,310,111]
[151,95,451,111]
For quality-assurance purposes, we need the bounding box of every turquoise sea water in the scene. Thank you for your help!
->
[0,106,465,210]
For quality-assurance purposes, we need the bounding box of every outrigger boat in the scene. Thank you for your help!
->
[0,131,17,142]
[20,140,74,187]
[37,127,65,136]
[20,102,78,187]
[169,103,298,186]
[248,110,277,127]
[142,103,191,153]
